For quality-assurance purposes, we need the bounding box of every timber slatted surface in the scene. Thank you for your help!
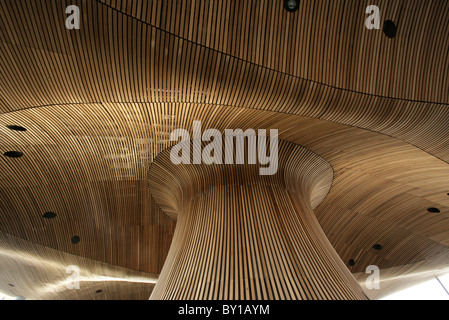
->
[0,229,157,300]
[149,141,366,299]
[0,0,448,299]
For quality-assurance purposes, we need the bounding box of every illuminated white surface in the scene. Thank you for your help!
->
[381,277,449,300]
[0,291,14,300]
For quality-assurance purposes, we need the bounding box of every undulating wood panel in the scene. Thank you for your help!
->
[149,141,366,299]
[0,230,157,300]
[0,0,448,299]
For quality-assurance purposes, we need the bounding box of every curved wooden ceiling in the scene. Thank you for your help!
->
[0,0,448,299]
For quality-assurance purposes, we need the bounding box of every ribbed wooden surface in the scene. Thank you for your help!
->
[1,0,449,161]
[354,250,449,300]
[149,141,367,299]
[0,229,157,300]
[0,0,448,299]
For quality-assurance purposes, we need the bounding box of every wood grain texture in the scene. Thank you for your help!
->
[0,0,448,299]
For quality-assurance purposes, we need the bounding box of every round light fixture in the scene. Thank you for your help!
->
[284,0,299,13]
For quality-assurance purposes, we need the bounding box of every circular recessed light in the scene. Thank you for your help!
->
[43,212,57,219]
[3,151,23,158]
[372,244,383,250]
[383,20,397,38]
[284,0,299,12]
[6,125,27,132]
[71,236,80,244]
[348,259,355,267]
[96,289,103,294]
[427,207,441,213]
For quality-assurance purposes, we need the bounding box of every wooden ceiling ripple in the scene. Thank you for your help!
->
[0,0,448,161]
[99,0,449,104]
[0,0,448,299]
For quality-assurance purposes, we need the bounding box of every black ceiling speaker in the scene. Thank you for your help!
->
[284,0,299,12]
[348,259,355,267]
[373,244,383,250]
[427,207,441,213]
[96,289,103,294]
[383,20,397,38]
[71,235,81,244]
[43,212,57,219]
[6,125,27,132]
[4,151,24,158]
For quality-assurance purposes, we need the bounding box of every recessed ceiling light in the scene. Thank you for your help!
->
[284,0,299,12]
[43,212,57,219]
[348,259,355,266]
[373,244,383,250]
[427,207,441,213]
[383,20,397,38]
[71,236,80,244]
[6,125,27,132]
[3,151,24,158]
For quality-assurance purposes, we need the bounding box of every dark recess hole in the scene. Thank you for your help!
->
[373,244,383,250]
[348,259,355,266]
[383,20,397,38]
[284,0,299,12]
[3,151,23,158]
[43,212,57,219]
[71,236,80,244]
[6,125,27,132]
[9,283,14,287]
[427,207,441,213]
[96,290,103,294]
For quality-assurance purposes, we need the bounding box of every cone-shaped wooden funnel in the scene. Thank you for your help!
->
[148,140,367,299]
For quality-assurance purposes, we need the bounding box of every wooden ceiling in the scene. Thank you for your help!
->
[0,0,448,299]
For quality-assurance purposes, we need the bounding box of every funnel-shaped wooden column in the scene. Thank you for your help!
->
[148,141,367,300]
